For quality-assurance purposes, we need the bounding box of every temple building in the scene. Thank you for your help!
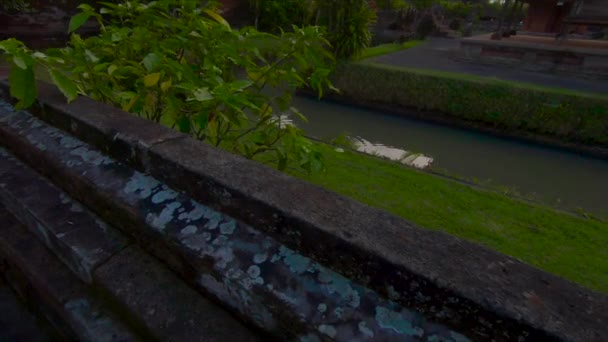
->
[523,0,608,35]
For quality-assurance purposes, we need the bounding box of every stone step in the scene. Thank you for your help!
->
[94,246,260,342]
[0,207,139,342]
[0,151,260,341]
[0,148,130,284]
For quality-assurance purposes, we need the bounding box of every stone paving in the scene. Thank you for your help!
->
[368,37,608,94]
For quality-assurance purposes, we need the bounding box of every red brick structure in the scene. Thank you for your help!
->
[523,0,608,34]
[523,0,575,33]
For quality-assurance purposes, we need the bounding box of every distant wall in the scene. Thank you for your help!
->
[0,0,248,47]
[0,0,98,48]
[461,36,608,80]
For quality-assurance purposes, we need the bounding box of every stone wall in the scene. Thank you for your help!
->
[0,77,607,341]
[0,0,98,48]
[460,37,608,79]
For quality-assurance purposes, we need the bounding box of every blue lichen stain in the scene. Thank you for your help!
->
[247,265,261,278]
[318,324,337,338]
[253,252,268,264]
[205,211,222,230]
[334,307,344,319]
[212,235,228,246]
[178,200,207,222]
[59,135,84,149]
[123,173,161,199]
[182,232,212,252]
[317,268,360,308]
[272,290,296,305]
[298,334,321,342]
[26,117,42,129]
[176,200,222,231]
[278,246,310,274]
[219,220,236,235]
[449,331,470,342]
[180,225,198,236]
[358,321,375,338]
[245,265,264,288]
[151,188,178,204]
[146,201,181,231]
[270,253,282,264]
[25,133,47,151]
[375,306,423,337]
[212,246,235,270]
[70,146,113,166]
[386,285,401,301]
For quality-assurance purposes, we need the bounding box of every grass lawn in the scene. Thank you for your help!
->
[354,40,423,60]
[293,143,608,294]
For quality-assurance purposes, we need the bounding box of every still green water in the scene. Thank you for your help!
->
[295,96,608,216]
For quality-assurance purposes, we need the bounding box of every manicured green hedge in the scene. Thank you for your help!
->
[333,62,608,145]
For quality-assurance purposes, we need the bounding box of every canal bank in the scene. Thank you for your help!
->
[328,62,608,152]
[295,94,608,216]
[291,139,608,294]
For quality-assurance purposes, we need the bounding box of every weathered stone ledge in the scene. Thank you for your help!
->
[0,103,469,340]
[0,148,130,284]
[0,80,607,341]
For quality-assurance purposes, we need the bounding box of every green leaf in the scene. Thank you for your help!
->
[12,56,27,69]
[160,79,172,93]
[203,10,231,29]
[176,116,191,133]
[77,4,94,12]
[107,64,118,75]
[192,87,213,102]
[143,73,161,87]
[143,53,160,72]
[49,69,78,102]
[32,51,47,59]
[290,106,308,123]
[0,38,24,54]
[278,155,287,171]
[231,80,253,91]
[123,94,140,112]
[195,112,208,129]
[9,65,36,108]
[68,12,92,33]
[84,49,99,63]
[93,63,110,72]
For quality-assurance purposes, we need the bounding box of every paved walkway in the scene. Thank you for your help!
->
[368,38,608,95]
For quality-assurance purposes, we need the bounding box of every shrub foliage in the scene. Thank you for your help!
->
[0,0,337,173]
[333,62,608,145]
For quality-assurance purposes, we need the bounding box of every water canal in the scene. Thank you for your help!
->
[294,96,608,216]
